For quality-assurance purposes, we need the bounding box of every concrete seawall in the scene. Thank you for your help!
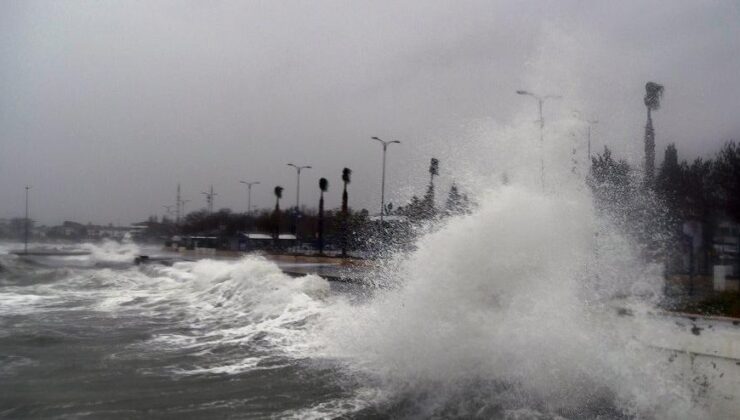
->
[626,310,740,417]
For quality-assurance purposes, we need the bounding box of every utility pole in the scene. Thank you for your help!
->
[516,90,561,189]
[201,185,216,213]
[287,164,310,238]
[24,185,31,254]
[287,164,311,213]
[239,181,260,214]
[371,137,401,225]
[573,110,598,161]
[175,184,182,224]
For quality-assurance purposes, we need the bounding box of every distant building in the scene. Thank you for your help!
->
[235,233,297,251]
[31,225,48,238]
[681,218,740,277]
[43,221,142,241]
[169,235,221,251]
[368,215,408,223]
[714,219,740,276]
[87,224,138,240]
[47,221,87,239]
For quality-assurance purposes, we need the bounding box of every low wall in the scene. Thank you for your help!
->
[633,311,740,418]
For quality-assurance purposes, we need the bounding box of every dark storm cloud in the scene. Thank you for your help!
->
[1,1,738,225]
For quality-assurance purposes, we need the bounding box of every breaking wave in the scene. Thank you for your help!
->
[314,186,703,418]
[0,184,715,418]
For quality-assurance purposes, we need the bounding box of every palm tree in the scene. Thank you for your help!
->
[273,186,283,243]
[318,178,328,255]
[341,167,351,258]
[643,81,664,186]
[445,182,462,215]
[424,158,440,217]
[429,157,439,180]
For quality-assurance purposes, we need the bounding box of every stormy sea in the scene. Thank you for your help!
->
[2,185,735,419]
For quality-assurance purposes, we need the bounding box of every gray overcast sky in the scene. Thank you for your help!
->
[1,0,739,225]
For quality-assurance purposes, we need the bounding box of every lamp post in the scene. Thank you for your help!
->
[287,164,310,239]
[175,184,182,224]
[516,90,561,189]
[572,110,598,161]
[370,137,401,224]
[24,185,31,254]
[239,181,260,214]
[286,164,311,213]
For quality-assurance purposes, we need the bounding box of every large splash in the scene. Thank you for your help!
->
[0,189,716,418]
[314,185,703,418]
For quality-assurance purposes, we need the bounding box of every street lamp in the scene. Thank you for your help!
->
[24,185,31,254]
[239,181,260,214]
[572,110,598,160]
[287,164,311,213]
[371,136,401,224]
[516,90,561,189]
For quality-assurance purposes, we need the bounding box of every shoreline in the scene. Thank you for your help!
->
[142,248,740,321]
[156,248,371,283]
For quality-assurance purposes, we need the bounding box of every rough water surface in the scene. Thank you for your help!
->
[0,189,730,419]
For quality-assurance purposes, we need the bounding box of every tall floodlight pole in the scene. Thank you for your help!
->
[287,164,311,213]
[163,205,174,219]
[371,137,401,224]
[240,181,260,214]
[24,185,31,254]
[201,192,209,212]
[201,185,216,213]
[573,110,598,161]
[516,90,561,189]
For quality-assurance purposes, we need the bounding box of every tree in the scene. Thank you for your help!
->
[655,144,694,273]
[429,157,439,178]
[273,186,284,243]
[684,157,717,273]
[445,183,463,215]
[643,81,665,186]
[713,141,740,221]
[318,177,328,254]
[656,143,682,217]
[341,168,352,257]
[588,146,633,224]
[341,168,351,213]
[590,147,631,188]
[423,158,439,217]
